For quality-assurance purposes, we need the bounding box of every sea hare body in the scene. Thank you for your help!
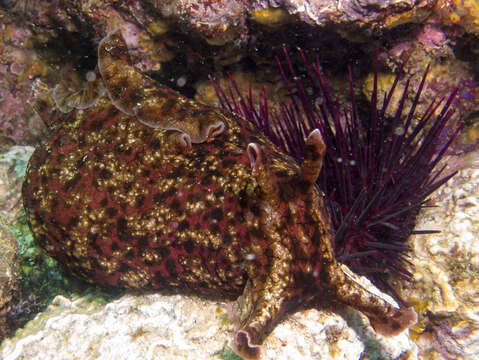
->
[23,31,416,359]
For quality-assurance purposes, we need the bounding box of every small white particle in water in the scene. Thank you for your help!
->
[313,270,319,278]
[394,126,405,136]
[337,157,343,163]
[86,71,96,82]
[161,4,174,17]
[177,76,187,87]
[349,160,356,166]
[245,253,256,261]
[315,96,324,107]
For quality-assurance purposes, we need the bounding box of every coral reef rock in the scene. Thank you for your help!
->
[410,167,479,359]
[0,291,415,360]
[2,0,479,148]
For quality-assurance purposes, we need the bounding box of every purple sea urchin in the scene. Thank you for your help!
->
[211,47,463,301]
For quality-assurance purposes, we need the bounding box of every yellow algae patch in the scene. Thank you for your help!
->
[382,7,431,29]
[252,7,292,27]
[138,32,175,63]
[439,0,479,34]
[147,20,169,37]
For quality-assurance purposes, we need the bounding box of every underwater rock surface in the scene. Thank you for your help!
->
[410,167,479,359]
[0,279,415,360]
[2,1,479,147]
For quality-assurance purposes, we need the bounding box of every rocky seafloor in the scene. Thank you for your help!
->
[1,1,479,359]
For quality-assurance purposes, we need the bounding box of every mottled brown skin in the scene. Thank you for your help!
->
[23,30,416,359]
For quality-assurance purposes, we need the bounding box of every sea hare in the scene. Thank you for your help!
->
[23,30,416,359]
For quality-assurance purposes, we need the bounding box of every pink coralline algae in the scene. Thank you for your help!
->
[168,0,249,45]
[415,24,446,50]
[0,24,46,146]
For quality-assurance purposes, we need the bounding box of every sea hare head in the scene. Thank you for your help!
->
[229,131,418,359]
[98,29,225,144]
[228,129,337,358]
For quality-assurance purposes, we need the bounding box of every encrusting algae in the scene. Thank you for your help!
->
[22,30,419,359]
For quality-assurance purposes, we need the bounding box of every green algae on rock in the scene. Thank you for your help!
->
[22,30,417,359]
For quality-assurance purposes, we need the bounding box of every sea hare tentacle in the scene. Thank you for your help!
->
[299,129,325,188]
[98,29,225,143]
[246,143,279,205]
[165,130,192,152]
